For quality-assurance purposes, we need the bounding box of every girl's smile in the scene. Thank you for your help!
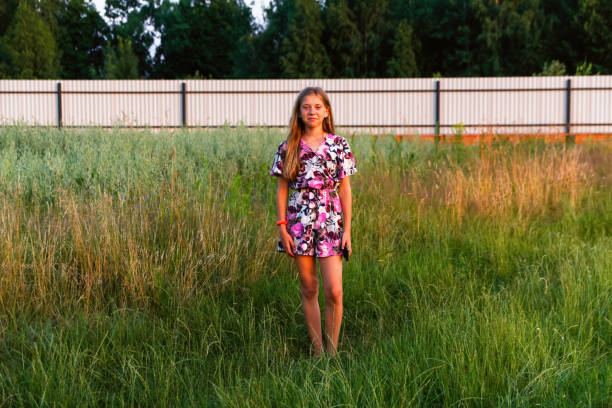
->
[300,94,328,128]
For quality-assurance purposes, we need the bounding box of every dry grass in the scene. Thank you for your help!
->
[0,134,607,316]
[0,186,278,314]
[407,146,595,224]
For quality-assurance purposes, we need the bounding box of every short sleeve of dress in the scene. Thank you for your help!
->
[337,136,357,179]
[269,141,287,177]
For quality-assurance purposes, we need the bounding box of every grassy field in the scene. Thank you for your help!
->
[0,126,610,407]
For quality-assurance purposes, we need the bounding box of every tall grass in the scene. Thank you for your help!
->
[0,126,610,406]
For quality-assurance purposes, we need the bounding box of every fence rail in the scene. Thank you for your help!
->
[1,77,611,135]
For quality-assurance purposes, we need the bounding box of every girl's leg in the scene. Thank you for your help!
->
[319,255,343,355]
[295,255,323,357]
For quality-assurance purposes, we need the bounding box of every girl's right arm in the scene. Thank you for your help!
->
[277,177,295,257]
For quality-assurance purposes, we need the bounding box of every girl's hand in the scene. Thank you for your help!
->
[279,229,295,257]
[341,232,352,255]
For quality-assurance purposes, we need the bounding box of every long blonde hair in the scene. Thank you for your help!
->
[283,87,335,180]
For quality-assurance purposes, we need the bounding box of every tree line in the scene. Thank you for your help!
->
[0,0,610,80]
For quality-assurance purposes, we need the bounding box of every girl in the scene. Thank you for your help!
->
[270,87,357,357]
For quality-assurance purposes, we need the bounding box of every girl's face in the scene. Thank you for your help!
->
[299,94,329,130]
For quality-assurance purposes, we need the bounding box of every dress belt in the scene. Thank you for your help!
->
[294,187,338,197]
[294,187,337,192]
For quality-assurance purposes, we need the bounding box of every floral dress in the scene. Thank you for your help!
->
[270,133,357,257]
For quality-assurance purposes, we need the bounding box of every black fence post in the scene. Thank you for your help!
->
[56,82,62,129]
[564,78,574,144]
[434,80,440,143]
[180,82,187,127]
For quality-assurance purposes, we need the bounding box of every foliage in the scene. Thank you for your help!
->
[322,0,360,78]
[2,1,59,78]
[536,59,567,76]
[104,36,139,79]
[280,0,331,78]
[110,8,155,78]
[578,0,612,73]
[56,0,109,79]
[231,0,293,78]
[575,60,598,76]
[151,0,253,79]
[0,0,18,37]
[473,0,548,75]
[386,20,419,77]
[0,126,610,405]
[0,0,611,78]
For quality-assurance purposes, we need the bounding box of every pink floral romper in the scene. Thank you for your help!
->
[270,133,357,257]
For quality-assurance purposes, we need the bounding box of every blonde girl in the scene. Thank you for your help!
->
[270,87,357,357]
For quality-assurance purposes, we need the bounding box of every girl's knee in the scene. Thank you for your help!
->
[300,283,319,299]
[325,287,343,304]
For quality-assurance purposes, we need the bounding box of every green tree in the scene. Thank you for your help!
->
[0,38,13,78]
[57,0,109,78]
[399,0,485,77]
[535,59,567,76]
[323,0,360,78]
[539,0,582,73]
[3,1,59,78]
[352,0,389,77]
[105,0,141,25]
[578,0,612,74]
[575,60,598,75]
[386,20,419,77]
[232,0,293,78]
[0,0,19,36]
[104,36,139,79]
[152,0,252,78]
[105,0,155,77]
[280,0,331,78]
[473,0,547,75]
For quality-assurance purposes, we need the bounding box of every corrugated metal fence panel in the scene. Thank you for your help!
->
[326,78,434,135]
[441,76,566,135]
[1,77,611,133]
[571,76,612,134]
[62,80,182,127]
[187,79,294,127]
[0,80,56,126]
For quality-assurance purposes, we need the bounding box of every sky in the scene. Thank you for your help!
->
[91,0,270,26]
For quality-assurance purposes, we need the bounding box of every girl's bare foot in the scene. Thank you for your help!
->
[325,346,337,357]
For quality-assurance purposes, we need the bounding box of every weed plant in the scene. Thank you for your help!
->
[0,126,610,406]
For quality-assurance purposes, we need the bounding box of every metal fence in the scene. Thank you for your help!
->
[1,77,611,135]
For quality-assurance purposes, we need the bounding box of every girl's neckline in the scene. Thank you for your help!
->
[301,133,329,153]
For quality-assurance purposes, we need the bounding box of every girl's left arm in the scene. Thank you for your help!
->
[338,176,352,253]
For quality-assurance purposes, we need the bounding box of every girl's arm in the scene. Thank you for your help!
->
[338,176,352,254]
[277,177,295,257]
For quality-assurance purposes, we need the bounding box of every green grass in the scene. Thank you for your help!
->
[0,126,610,407]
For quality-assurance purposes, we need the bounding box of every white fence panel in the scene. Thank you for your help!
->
[0,80,56,126]
[571,76,612,134]
[62,80,182,127]
[1,77,611,135]
[441,76,566,134]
